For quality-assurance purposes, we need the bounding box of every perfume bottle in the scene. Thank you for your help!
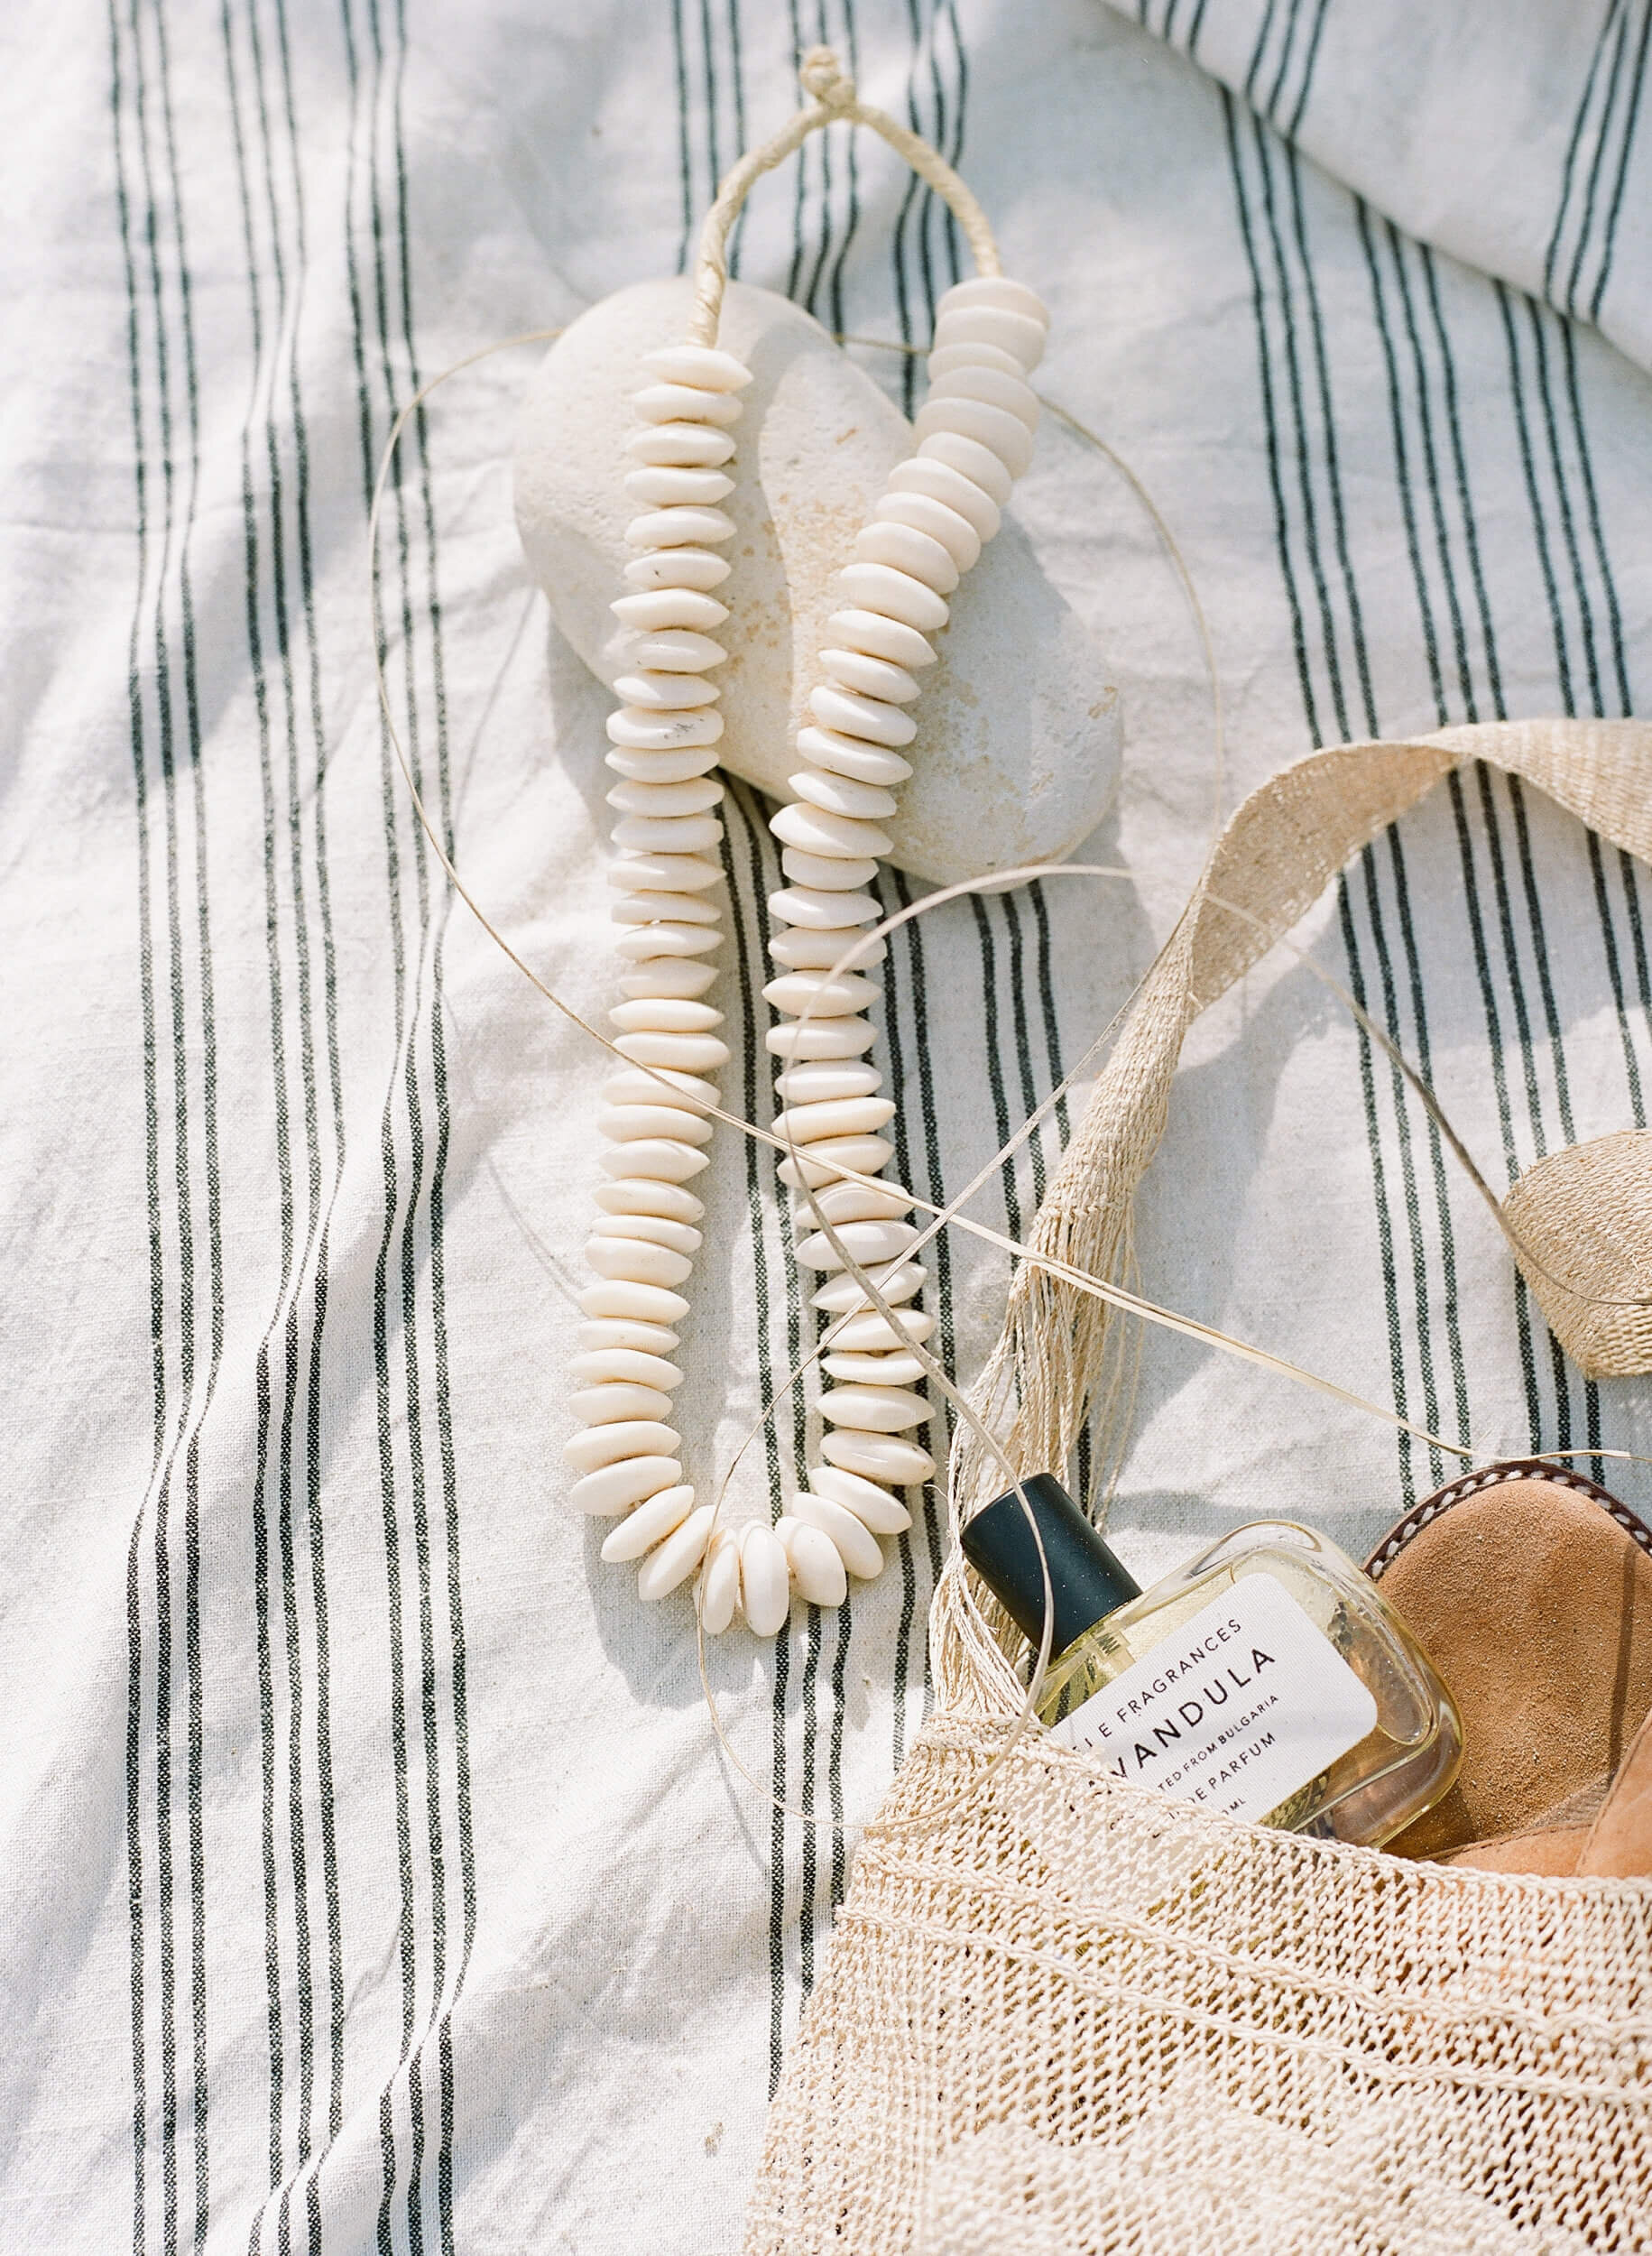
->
[961,1475,1463,1847]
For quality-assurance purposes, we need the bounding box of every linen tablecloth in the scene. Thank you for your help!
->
[2,2,1648,2247]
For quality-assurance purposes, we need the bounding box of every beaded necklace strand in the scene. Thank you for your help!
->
[564,52,1048,1635]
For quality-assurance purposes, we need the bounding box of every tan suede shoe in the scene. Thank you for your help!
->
[1363,1460,1652,1873]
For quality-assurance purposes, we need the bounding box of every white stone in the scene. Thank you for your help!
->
[514,278,1120,888]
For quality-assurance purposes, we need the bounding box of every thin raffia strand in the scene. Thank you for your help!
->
[693,855,1652,1827]
[365,467,1652,1459]
[365,452,1652,1463]
[940,720,1652,1722]
[712,857,1652,1631]
[699,850,1652,1826]
[370,338,1652,1786]
[369,399,1652,1816]
[688,48,999,350]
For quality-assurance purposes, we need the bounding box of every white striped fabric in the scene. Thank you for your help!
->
[0,3,1647,2251]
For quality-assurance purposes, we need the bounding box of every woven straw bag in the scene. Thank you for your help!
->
[746,720,1652,2255]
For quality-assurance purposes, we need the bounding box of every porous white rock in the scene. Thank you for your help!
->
[515,277,1120,887]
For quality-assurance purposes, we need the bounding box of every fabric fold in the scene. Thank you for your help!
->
[1106,0,1652,376]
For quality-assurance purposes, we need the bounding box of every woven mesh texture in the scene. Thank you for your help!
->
[747,1724,1652,2252]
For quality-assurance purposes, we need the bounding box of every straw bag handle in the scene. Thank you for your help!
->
[936,717,1652,1714]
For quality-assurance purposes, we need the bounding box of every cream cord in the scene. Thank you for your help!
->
[688,48,1000,347]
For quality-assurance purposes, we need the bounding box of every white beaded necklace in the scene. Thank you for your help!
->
[565,51,1048,1636]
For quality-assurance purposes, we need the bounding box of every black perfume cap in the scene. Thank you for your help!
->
[960,1474,1142,1659]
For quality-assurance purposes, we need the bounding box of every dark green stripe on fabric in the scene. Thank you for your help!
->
[1224,80,1445,1516]
[108,0,164,2238]
[1591,0,1651,321]
[717,786,795,2093]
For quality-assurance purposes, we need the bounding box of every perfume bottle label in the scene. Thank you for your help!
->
[1047,1571,1379,1823]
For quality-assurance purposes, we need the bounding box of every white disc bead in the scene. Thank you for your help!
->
[932,302,1047,369]
[884,457,1001,543]
[820,1431,936,1485]
[740,1525,792,1636]
[913,394,1034,478]
[795,727,912,787]
[811,1465,914,1533]
[825,608,937,670]
[638,343,754,391]
[635,1504,715,1599]
[564,1419,681,1473]
[794,1178,911,1224]
[615,960,719,1000]
[818,1384,931,1433]
[611,587,730,632]
[697,1527,742,1634]
[631,381,743,426]
[606,774,724,815]
[791,1493,883,1579]
[936,275,1050,328]
[773,1062,882,1104]
[588,1210,702,1255]
[600,1484,697,1562]
[828,1307,936,1353]
[778,1134,894,1189]
[622,546,732,591]
[622,467,734,510]
[794,1216,916,1270]
[569,1454,683,1516]
[811,1262,925,1312]
[623,422,737,468]
[776,1518,847,1608]
[768,928,886,970]
[763,969,881,1017]
[577,1315,682,1354]
[873,489,981,573]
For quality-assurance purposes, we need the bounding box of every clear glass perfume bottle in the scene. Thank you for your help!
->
[961,1475,1462,1847]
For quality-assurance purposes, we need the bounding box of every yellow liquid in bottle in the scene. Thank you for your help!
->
[1035,1524,1460,1847]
